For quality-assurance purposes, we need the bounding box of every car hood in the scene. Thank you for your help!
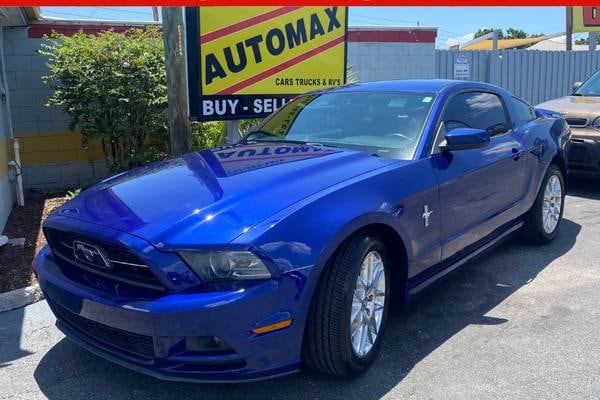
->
[54,143,398,249]
[537,95,600,119]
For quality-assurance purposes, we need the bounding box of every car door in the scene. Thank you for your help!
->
[430,90,527,262]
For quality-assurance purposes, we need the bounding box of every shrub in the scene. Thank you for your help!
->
[42,27,346,173]
[41,28,171,171]
[191,121,224,150]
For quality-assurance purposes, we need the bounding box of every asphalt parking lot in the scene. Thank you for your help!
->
[1,178,599,400]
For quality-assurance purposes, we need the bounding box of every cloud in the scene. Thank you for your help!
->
[445,32,475,48]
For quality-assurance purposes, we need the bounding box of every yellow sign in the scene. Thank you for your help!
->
[185,7,348,120]
[573,6,600,33]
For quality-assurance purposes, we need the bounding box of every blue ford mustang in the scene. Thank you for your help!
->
[34,80,570,382]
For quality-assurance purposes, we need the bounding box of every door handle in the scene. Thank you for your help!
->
[511,148,524,160]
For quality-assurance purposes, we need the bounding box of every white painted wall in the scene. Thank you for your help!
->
[0,175,14,230]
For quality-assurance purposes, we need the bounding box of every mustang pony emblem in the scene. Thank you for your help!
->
[73,241,110,269]
[422,205,433,227]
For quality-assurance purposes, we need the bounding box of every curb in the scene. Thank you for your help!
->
[0,284,44,313]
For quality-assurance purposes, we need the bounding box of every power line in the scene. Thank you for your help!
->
[349,11,470,41]
[350,17,388,26]
[351,12,420,26]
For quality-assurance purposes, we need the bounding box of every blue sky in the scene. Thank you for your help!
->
[40,6,581,49]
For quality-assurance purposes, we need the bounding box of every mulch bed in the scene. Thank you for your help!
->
[0,193,68,293]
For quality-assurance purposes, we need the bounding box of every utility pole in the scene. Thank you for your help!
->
[162,7,192,156]
[566,6,573,51]
[492,30,499,51]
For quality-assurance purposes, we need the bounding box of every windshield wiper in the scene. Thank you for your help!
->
[243,131,307,144]
[243,131,347,150]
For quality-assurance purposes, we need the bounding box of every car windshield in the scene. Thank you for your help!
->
[243,91,435,159]
[574,70,600,96]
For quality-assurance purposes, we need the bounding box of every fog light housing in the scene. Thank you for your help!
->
[185,336,232,354]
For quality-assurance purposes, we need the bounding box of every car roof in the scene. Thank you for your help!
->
[319,79,505,95]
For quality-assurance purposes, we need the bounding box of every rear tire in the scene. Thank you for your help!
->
[521,164,565,244]
[302,234,390,377]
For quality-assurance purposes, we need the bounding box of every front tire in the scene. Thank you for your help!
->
[521,164,565,244]
[302,234,390,377]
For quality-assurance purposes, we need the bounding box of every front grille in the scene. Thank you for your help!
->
[44,227,165,292]
[52,300,155,359]
[565,117,588,127]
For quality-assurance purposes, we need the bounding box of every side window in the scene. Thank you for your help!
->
[511,96,536,127]
[440,91,508,139]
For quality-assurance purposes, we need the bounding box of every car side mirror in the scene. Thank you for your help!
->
[439,128,491,152]
[573,81,583,92]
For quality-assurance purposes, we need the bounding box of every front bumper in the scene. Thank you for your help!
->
[34,246,309,382]
[569,130,600,177]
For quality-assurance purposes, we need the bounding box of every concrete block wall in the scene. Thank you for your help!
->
[2,26,107,190]
[346,28,437,83]
[348,42,436,82]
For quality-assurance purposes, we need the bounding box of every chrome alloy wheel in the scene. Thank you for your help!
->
[351,250,386,358]
[542,174,563,234]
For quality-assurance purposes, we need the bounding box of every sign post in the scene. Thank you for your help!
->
[567,6,573,51]
[185,6,348,122]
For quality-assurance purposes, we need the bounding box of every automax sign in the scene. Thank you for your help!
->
[573,7,600,32]
[185,7,348,121]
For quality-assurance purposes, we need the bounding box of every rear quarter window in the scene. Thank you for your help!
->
[512,96,537,127]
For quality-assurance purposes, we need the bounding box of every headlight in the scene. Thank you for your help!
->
[180,251,271,281]
[593,117,600,131]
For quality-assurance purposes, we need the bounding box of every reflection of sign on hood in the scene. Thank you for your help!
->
[210,144,339,176]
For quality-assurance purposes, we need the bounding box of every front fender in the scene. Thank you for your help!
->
[230,158,439,322]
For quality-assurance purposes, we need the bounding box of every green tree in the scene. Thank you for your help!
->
[474,28,504,39]
[41,28,169,170]
[474,28,542,40]
[575,36,600,45]
[505,28,527,39]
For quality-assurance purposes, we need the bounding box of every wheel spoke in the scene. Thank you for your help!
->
[371,265,383,291]
[352,322,363,354]
[351,303,362,326]
[359,321,368,355]
[368,253,376,287]
[367,316,378,349]
[351,312,363,338]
